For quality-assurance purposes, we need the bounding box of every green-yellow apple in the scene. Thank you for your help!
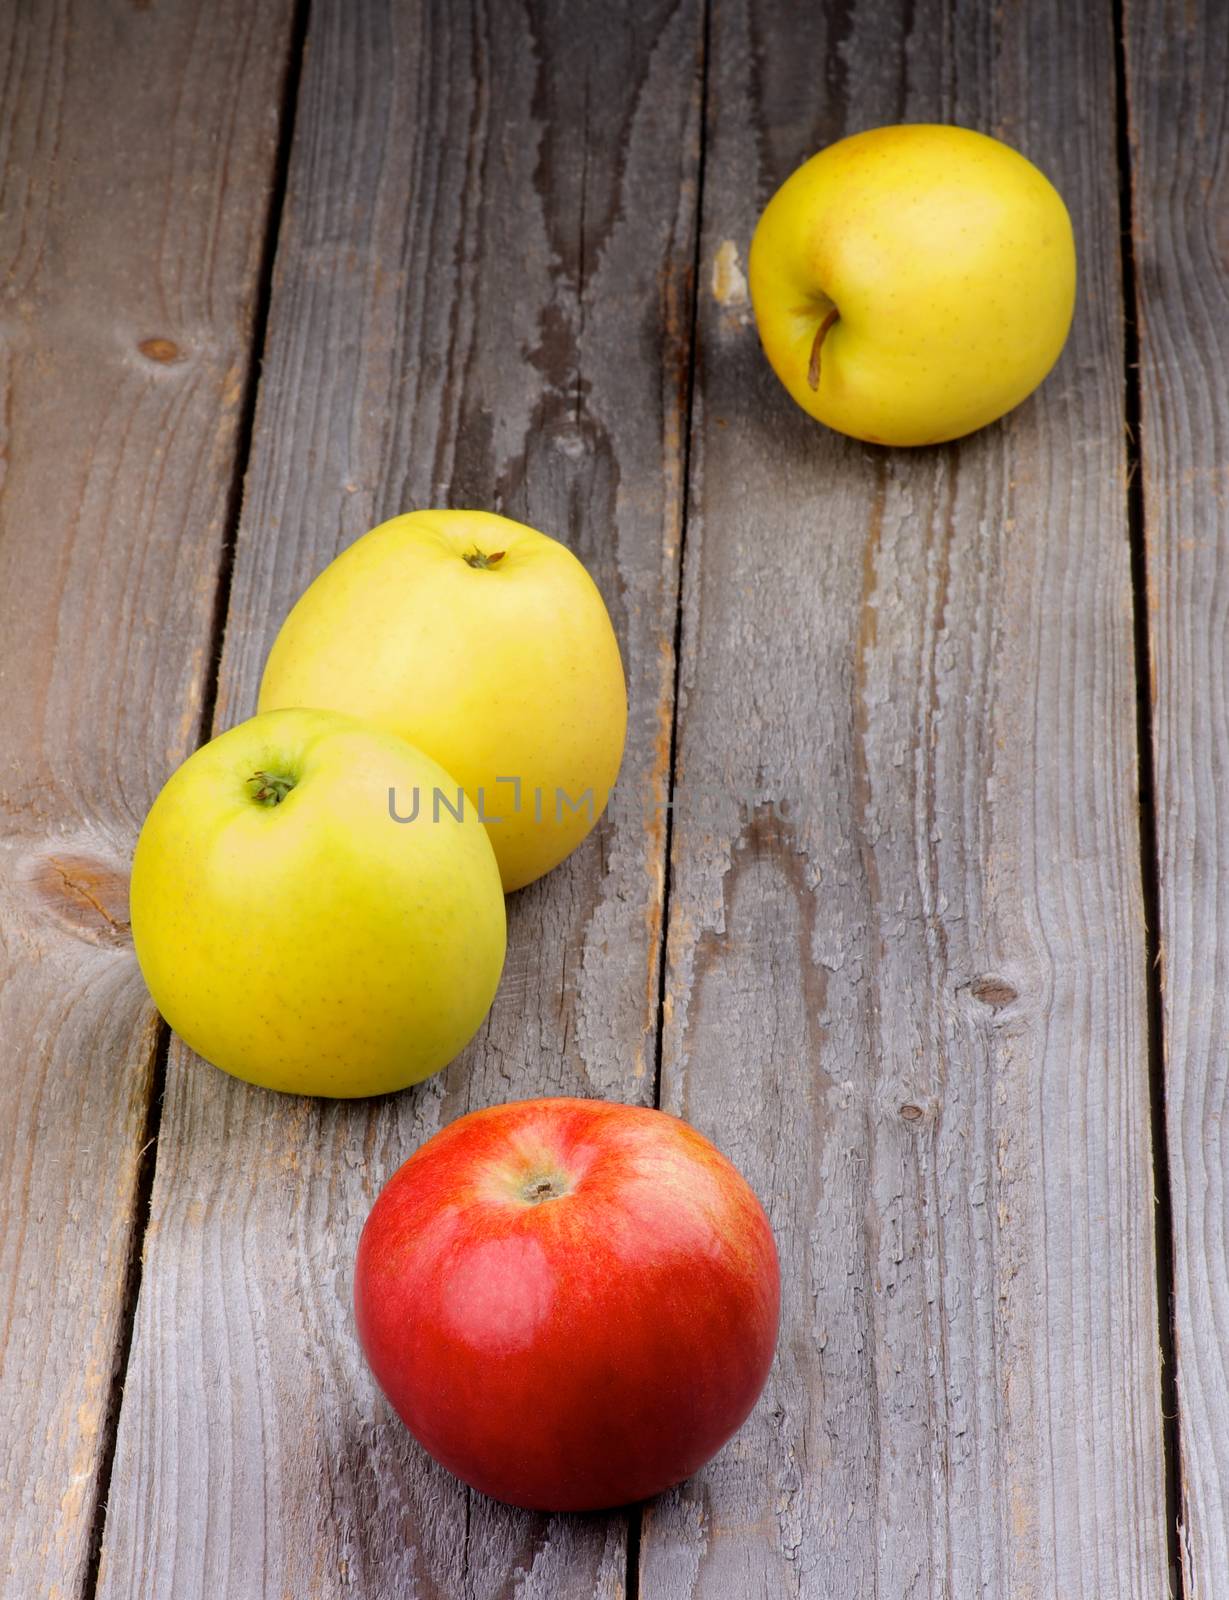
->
[257,510,627,892]
[130,708,506,1098]
[748,124,1077,445]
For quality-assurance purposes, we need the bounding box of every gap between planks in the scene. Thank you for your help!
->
[627,1,713,1594]
[77,5,313,1597]
[79,1028,169,1600]
[1112,0,1184,1592]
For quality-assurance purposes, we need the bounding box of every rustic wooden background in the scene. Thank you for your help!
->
[0,0,1222,1596]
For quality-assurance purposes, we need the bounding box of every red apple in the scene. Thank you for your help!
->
[353,1097,780,1511]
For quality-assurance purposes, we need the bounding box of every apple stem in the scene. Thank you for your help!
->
[807,308,839,391]
[463,547,506,569]
[519,1171,569,1204]
[248,770,296,806]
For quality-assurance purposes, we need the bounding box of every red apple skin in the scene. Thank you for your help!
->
[354,1097,780,1512]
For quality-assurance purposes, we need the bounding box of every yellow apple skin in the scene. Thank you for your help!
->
[257,511,628,892]
[130,709,506,1098]
[748,124,1077,446]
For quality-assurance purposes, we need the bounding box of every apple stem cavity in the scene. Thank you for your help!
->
[807,307,840,391]
[248,770,297,807]
[463,547,506,569]
[520,1171,569,1205]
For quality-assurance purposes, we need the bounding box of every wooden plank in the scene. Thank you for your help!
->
[1125,1,1229,1592]
[640,1,1171,1595]
[0,3,297,1596]
[96,2,702,1596]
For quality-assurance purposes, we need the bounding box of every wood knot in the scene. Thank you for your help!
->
[899,1103,924,1122]
[138,337,183,363]
[970,976,1018,1010]
[27,853,131,946]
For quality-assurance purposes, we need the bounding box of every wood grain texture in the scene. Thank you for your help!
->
[96,2,701,1596]
[1126,1,1229,1593]
[640,1,1170,1595]
[0,2,295,1596]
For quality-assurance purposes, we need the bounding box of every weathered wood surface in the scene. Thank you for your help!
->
[640,1,1170,1595]
[96,2,702,1596]
[1126,1,1229,1594]
[0,3,295,1596]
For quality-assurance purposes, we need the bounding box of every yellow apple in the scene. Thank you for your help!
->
[130,708,506,1098]
[257,510,627,892]
[748,124,1076,446]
